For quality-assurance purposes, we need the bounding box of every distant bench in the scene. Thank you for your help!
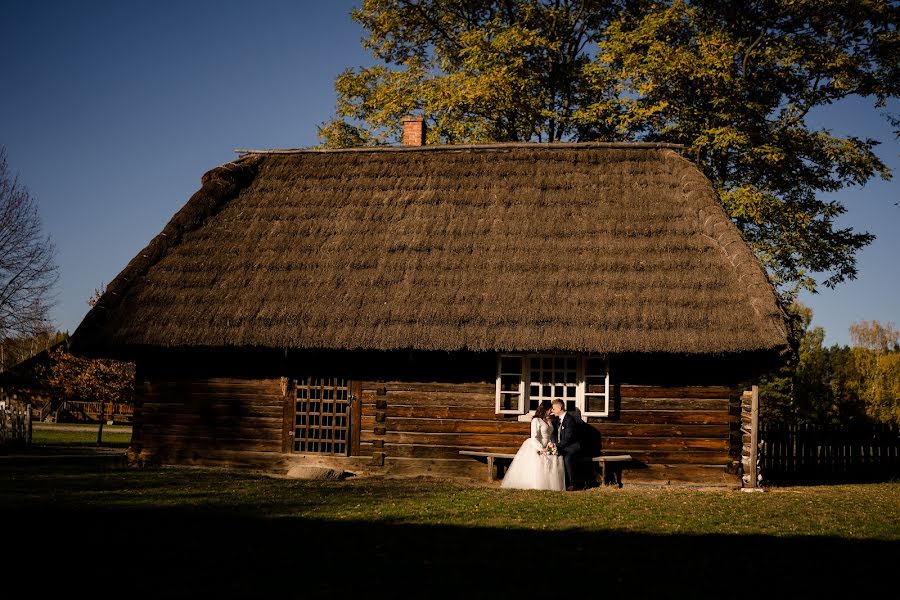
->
[458,450,633,488]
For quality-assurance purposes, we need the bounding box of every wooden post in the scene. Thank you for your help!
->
[25,403,32,445]
[349,381,362,457]
[97,401,105,446]
[281,378,294,454]
[750,384,759,487]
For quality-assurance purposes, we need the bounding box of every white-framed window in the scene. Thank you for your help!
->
[495,354,610,418]
[496,355,526,414]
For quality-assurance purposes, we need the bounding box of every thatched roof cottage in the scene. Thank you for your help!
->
[71,137,789,487]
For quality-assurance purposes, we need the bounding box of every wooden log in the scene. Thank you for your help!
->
[598,437,730,451]
[360,431,524,447]
[619,385,734,399]
[139,389,285,402]
[138,403,285,418]
[620,398,730,411]
[613,410,733,425]
[624,464,740,487]
[140,379,283,395]
[141,415,284,429]
[361,430,731,451]
[366,444,730,465]
[624,451,732,464]
[361,416,528,434]
[383,444,504,460]
[142,424,283,440]
[373,405,499,420]
[361,381,493,394]
[138,434,282,453]
[586,423,731,437]
[360,389,491,407]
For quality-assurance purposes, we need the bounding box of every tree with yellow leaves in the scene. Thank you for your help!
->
[323,0,898,298]
[849,320,900,425]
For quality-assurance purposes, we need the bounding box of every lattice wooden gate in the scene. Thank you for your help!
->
[290,377,360,456]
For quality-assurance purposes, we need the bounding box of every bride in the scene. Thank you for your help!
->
[501,400,565,491]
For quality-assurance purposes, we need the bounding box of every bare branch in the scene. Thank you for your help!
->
[0,146,58,342]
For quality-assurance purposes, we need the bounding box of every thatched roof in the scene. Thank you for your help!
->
[71,143,789,356]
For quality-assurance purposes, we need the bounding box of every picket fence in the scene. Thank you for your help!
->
[0,403,32,448]
[759,423,900,483]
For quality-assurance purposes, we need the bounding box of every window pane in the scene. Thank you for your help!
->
[501,374,521,392]
[587,382,606,394]
[566,357,576,371]
[530,385,539,397]
[554,356,564,370]
[500,393,518,411]
[566,386,576,398]
[585,395,607,413]
[531,357,541,371]
[528,398,539,412]
[542,385,551,397]
[565,370,575,384]
[543,357,553,370]
[501,356,522,373]
[554,385,563,397]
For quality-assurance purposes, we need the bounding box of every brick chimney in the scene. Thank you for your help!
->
[402,116,427,146]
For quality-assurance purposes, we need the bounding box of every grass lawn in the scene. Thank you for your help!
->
[2,456,897,599]
[31,422,132,447]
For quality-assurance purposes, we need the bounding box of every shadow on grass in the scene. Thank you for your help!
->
[11,504,896,599]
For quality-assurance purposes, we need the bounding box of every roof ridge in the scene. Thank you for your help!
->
[234,141,684,156]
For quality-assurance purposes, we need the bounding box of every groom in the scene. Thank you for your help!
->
[550,398,583,491]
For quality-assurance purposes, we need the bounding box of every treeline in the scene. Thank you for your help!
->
[760,305,900,427]
[0,329,64,373]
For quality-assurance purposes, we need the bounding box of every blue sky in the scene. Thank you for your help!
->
[2,1,897,348]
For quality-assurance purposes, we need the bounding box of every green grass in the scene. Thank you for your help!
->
[30,422,132,447]
[2,459,897,598]
[4,467,898,539]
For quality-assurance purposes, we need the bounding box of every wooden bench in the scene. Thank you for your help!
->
[458,450,633,488]
[458,451,516,481]
[590,454,632,488]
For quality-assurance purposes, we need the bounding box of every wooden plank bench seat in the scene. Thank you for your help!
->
[458,451,516,481]
[590,454,633,488]
[459,450,633,488]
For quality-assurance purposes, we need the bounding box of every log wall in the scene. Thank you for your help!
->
[359,380,742,486]
[129,349,750,486]
[131,377,286,468]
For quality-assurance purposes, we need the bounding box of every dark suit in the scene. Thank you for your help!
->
[553,412,583,489]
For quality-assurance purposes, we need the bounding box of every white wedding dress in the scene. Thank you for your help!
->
[500,417,565,491]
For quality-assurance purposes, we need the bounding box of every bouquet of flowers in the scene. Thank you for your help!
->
[540,442,558,456]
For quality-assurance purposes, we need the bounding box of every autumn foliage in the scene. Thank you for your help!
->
[39,346,134,406]
[760,310,900,427]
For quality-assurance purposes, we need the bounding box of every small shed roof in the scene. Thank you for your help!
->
[71,143,789,356]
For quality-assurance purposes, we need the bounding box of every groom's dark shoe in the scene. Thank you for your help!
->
[566,486,575,491]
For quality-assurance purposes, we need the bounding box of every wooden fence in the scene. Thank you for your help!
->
[0,404,32,448]
[62,401,134,424]
[759,423,900,483]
